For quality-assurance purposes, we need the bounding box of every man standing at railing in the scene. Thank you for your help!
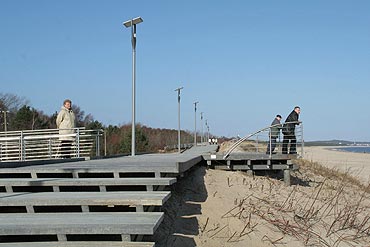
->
[266,114,282,154]
[56,99,76,158]
[282,106,301,154]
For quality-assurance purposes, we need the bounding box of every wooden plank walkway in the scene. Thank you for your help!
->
[203,153,298,185]
[0,146,218,178]
[0,212,164,236]
[0,191,171,212]
[0,177,176,192]
[0,241,154,247]
[0,242,155,247]
[0,145,219,244]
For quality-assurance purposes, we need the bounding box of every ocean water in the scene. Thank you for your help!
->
[335,146,370,153]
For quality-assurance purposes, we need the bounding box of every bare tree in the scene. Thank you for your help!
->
[0,93,29,112]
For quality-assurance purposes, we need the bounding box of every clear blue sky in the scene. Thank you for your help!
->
[1,0,369,141]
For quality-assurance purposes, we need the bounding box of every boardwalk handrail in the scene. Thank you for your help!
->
[223,121,303,159]
[0,128,104,162]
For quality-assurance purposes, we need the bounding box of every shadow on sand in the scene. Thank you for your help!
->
[150,164,208,247]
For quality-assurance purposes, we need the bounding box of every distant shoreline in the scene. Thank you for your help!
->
[330,146,370,154]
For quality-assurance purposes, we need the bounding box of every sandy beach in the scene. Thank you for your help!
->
[153,145,370,247]
[304,146,370,184]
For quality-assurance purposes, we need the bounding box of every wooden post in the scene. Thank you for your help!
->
[284,169,291,186]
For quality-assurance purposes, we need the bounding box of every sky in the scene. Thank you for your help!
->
[1,0,370,141]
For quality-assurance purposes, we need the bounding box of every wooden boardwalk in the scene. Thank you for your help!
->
[0,212,164,238]
[0,152,204,178]
[0,242,155,247]
[0,177,176,192]
[0,145,218,245]
[0,191,171,213]
[0,145,298,245]
[204,152,299,185]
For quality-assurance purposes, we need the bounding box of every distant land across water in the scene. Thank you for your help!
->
[305,140,370,146]
[305,140,370,153]
[332,146,370,154]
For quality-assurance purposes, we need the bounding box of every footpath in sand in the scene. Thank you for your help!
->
[304,146,370,184]
[153,146,370,247]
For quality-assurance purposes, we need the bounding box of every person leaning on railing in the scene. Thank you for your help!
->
[266,114,282,154]
[56,99,76,158]
[282,106,301,154]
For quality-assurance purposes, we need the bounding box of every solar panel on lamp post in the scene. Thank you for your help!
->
[123,17,143,156]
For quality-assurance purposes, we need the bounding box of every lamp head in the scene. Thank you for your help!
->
[123,17,143,28]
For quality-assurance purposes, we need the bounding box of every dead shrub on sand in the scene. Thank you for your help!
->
[216,160,370,246]
[218,140,266,153]
[296,159,370,193]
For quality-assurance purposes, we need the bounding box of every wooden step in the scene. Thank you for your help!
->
[0,177,176,192]
[0,212,163,237]
[0,242,154,247]
[0,191,171,212]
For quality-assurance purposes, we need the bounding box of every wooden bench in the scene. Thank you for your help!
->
[0,212,163,241]
[0,191,171,212]
[0,242,154,247]
[0,177,176,192]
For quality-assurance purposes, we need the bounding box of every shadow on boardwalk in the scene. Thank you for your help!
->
[150,164,207,247]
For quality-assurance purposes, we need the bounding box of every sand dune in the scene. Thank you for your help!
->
[153,146,370,246]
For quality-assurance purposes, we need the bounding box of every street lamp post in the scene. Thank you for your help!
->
[123,16,143,156]
[200,112,204,144]
[175,87,183,153]
[205,119,210,144]
[193,101,199,146]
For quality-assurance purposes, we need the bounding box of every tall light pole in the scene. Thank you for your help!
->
[205,119,210,144]
[175,87,183,153]
[193,101,199,146]
[123,16,143,156]
[200,112,204,144]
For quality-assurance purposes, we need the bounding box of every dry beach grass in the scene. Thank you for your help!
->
[153,146,370,247]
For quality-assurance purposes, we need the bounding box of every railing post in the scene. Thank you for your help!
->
[269,129,272,158]
[256,135,259,152]
[104,130,107,157]
[20,131,25,161]
[96,131,100,157]
[48,138,52,159]
[76,128,80,158]
[301,123,304,158]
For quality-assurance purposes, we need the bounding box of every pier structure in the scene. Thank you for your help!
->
[0,134,300,245]
[0,145,217,246]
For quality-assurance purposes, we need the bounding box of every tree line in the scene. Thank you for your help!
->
[0,93,205,155]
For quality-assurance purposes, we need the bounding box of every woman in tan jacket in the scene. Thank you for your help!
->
[56,99,76,158]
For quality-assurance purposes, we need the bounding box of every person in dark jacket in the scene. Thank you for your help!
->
[282,106,301,154]
[266,114,282,154]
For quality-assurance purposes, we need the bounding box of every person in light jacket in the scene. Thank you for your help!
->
[56,99,76,158]
[266,114,282,154]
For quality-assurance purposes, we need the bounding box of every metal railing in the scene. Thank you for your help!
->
[0,128,104,162]
[223,121,303,159]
